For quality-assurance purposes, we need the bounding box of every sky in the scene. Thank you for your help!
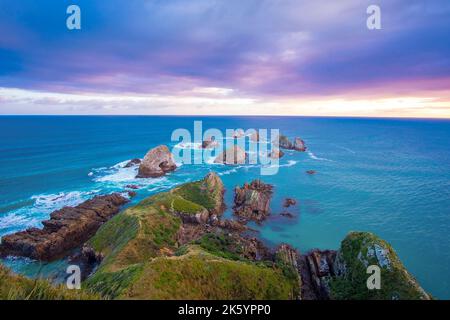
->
[0,0,449,117]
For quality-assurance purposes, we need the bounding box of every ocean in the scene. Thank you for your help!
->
[0,116,449,298]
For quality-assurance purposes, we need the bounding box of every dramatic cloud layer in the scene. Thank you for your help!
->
[0,0,449,116]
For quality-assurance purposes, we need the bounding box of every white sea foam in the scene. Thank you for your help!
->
[0,190,100,235]
[307,151,334,162]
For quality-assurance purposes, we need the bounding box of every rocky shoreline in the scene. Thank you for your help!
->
[0,194,129,261]
[0,171,431,300]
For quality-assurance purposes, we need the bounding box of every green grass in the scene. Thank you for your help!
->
[120,246,298,300]
[0,265,99,300]
[172,181,217,210]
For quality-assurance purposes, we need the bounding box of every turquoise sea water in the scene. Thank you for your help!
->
[0,116,449,298]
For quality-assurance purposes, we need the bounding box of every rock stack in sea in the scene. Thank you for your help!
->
[233,180,273,223]
[137,145,177,178]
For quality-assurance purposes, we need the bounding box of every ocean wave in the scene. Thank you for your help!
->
[91,159,141,183]
[307,151,334,162]
[0,190,100,236]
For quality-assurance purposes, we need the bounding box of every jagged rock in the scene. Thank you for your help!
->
[214,145,247,165]
[330,232,431,300]
[233,180,273,223]
[202,172,226,215]
[175,207,211,225]
[283,198,297,208]
[0,194,129,261]
[137,145,177,178]
[212,218,248,232]
[299,249,336,300]
[124,158,141,168]
[201,137,220,149]
[293,137,307,152]
[306,170,317,175]
[277,135,307,152]
[127,191,137,198]
[241,236,272,261]
[269,149,284,159]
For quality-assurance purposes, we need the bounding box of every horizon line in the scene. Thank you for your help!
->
[1,114,450,121]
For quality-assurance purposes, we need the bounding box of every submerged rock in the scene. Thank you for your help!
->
[214,145,247,165]
[233,180,273,223]
[0,194,129,261]
[137,145,177,178]
[125,184,140,189]
[280,212,295,218]
[306,170,317,175]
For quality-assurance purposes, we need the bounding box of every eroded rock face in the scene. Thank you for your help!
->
[293,137,307,152]
[137,145,177,178]
[299,250,337,300]
[233,180,273,223]
[0,194,129,261]
[214,145,247,165]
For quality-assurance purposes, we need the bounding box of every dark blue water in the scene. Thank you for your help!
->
[0,116,449,298]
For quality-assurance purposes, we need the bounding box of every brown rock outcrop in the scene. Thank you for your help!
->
[298,249,337,300]
[137,145,177,178]
[233,180,273,223]
[0,194,129,261]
